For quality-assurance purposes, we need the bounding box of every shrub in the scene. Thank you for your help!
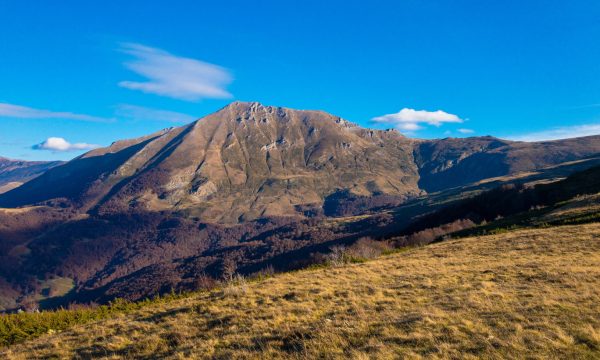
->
[220,257,238,281]
[250,265,276,281]
[222,274,248,298]
[345,237,392,261]
[194,273,217,291]
[326,245,347,267]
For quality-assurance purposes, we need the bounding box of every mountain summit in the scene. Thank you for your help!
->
[1,102,600,223]
[0,102,421,222]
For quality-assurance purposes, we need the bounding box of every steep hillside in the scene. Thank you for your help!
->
[414,135,600,192]
[400,163,600,238]
[0,102,422,223]
[0,157,62,194]
[0,162,597,312]
[3,223,600,359]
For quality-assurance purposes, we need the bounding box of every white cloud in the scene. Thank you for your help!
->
[509,123,600,142]
[115,104,195,123]
[0,103,113,122]
[372,108,463,131]
[32,137,100,152]
[118,43,233,101]
[457,128,474,134]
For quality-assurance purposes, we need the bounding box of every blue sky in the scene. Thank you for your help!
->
[1,0,599,161]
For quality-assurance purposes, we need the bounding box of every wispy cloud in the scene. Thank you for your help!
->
[115,104,196,123]
[457,128,474,134]
[32,137,100,152]
[0,103,113,122]
[118,43,233,101]
[566,103,600,110]
[509,123,600,142]
[372,108,463,131]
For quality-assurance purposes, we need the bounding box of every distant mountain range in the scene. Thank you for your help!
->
[0,157,62,194]
[1,101,599,311]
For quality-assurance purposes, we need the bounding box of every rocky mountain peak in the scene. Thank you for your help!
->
[2,103,600,223]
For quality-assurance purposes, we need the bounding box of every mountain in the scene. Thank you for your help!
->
[0,102,421,222]
[399,162,600,238]
[414,135,600,192]
[0,157,62,194]
[1,101,600,222]
[1,101,600,310]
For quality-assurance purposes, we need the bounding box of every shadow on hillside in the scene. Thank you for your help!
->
[0,137,161,208]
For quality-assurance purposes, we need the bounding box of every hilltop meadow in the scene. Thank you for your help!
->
[2,223,600,359]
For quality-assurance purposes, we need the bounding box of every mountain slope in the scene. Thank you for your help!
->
[2,102,600,223]
[1,102,600,311]
[0,102,421,222]
[3,223,600,359]
[400,162,600,238]
[414,135,600,192]
[0,157,62,194]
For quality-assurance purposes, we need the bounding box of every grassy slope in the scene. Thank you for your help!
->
[3,223,600,359]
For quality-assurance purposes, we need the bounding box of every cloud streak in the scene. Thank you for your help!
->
[0,103,112,122]
[372,108,463,131]
[118,43,233,101]
[32,137,100,152]
[457,128,474,134]
[509,123,600,142]
[115,104,196,123]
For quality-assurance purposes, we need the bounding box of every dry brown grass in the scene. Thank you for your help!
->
[4,223,600,359]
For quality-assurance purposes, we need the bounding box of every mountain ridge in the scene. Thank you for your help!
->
[0,157,63,194]
[2,102,600,223]
[0,102,423,222]
[1,102,600,311]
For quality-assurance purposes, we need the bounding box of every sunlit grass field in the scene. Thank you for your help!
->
[3,223,600,359]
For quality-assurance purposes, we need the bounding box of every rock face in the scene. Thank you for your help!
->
[0,157,62,194]
[1,101,600,223]
[0,102,422,222]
